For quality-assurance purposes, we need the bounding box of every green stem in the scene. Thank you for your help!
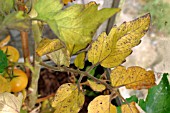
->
[28,20,42,109]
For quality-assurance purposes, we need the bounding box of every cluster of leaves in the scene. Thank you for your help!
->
[142,0,170,34]
[0,0,169,113]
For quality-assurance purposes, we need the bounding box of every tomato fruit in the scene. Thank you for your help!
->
[1,46,20,63]
[9,69,28,92]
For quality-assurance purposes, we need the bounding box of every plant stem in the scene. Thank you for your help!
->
[17,0,31,80]
[28,20,42,109]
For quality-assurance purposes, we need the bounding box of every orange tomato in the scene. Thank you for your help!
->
[1,46,20,63]
[9,69,28,92]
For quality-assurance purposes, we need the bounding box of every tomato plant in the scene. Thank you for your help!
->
[0,0,169,113]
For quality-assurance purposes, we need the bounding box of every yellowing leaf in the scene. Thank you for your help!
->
[0,92,23,113]
[74,52,85,69]
[47,48,70,67]
[51,83,84,113]
[88,95,117,113]
[121,102,139,113]
[36,38,64,56]
[110,66,156,90]
[88,13,151,68]
[0,35,10,48]
[0,75,11,93]
[47,2,120,54]
[87,80,106,92]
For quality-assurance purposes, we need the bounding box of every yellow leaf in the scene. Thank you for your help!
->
[110,66,156,90]
[0,92,23,113]
[0,75,11,93]
[87,80,106,92]
[0,35,10,48]
[88,13,151,68]
[47,48,70,67]
[36,38,64,56]
[51,83,84,113]
[88,95,117,113]
[121,102,139,113]
[74,52,85,69]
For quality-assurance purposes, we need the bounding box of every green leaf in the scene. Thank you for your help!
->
[0,50,8,73]
[74,52,85,69]
[34,0,120,54]
[139,73,170,113]
[34,0,63,20]
[88,13,151,68]
[1,11,31,31]
[0,0,14,14]
[125,95,138,103]
[48,2,120,54]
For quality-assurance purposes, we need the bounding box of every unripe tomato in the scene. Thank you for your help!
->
[1,46,20,63]
[9,69,28,92]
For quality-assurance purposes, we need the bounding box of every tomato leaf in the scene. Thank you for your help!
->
[51,83,84,113]
[120,102,139,113]
[1,11,31,31]
[49,2,120,54]
[0,92,23,113]
[88,13,150,68]
[117,96,138,113]
[88,95,117,113]
[0,0,14,14]
[34,0,63,21]
[110,66,156,90]
[34,0,120,54]
[87,80,106,92]
[74,52,85,69]
[0,75,11,93]
[47,48,70,67]
[36,38,64,56]
[139,73,170,113]
[0,50,8,73]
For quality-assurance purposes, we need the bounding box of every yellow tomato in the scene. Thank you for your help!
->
[1,46,20,63]
[9,69,28,93]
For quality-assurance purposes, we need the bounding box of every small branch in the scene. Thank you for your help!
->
[40,62,113,91]
[36,93,55,103]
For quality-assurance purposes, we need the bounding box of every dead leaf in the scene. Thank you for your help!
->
[0,35,10,48]
[110,66,156,90]
[88,95,117,113]
[51,83,84,113]
[0,92,23,113]
[36,38,64,56]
